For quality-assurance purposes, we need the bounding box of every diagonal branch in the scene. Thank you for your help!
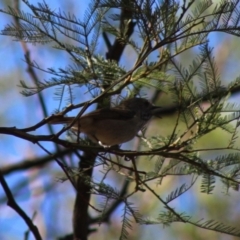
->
[1,149,72,175]
[0,169,42,240]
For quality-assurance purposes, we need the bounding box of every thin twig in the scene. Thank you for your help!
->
[0,169,42,240]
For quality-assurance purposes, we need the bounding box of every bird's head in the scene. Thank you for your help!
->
[118,98,162,120]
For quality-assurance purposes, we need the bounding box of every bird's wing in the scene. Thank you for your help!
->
[81,108,135,120]
[49,108,135,125]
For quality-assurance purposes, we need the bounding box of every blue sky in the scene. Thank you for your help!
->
[1,1,240,240]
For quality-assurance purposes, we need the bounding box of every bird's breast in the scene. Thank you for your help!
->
[87,117,147,146]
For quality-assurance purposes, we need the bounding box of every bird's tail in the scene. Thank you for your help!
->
[48,116,75,125]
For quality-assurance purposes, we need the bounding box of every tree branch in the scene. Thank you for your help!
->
[1,149,73,175]
[0,169,42,240]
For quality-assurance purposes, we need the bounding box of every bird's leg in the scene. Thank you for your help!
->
[98,141,111,148]
[98,141,121,149]
[137,129,154,150]
[76,122,81,144]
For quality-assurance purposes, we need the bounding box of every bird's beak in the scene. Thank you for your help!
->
[150,106,163,116]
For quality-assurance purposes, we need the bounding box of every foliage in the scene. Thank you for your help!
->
[1,0,240,239]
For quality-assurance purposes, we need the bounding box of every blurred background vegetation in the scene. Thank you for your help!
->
[0,1,240,240]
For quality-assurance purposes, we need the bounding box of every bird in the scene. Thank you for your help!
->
[49,98,161,147]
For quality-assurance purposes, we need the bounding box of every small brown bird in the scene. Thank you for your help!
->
[50,98,161,147]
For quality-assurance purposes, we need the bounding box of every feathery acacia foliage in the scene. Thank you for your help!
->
[1,0,240,239]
